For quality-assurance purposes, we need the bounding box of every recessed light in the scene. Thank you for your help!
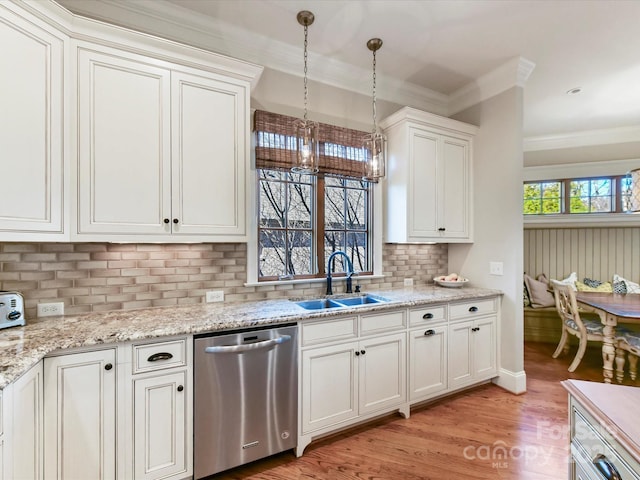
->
[566,87,582,95]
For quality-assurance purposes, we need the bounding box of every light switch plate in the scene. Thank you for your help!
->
[404,278,414,287]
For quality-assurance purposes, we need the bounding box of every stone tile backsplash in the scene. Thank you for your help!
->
[0,242,447,319]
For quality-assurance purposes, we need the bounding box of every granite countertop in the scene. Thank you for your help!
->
[0,285,501,389]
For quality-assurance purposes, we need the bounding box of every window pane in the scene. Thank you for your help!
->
[289,230,312,275]
[347,232,368,271]
[325,186,346,229]
[259,230,286,277]
[622,176,633,212]
[346,188,366,230]
[523,182,560,214]
[590,197,611,212]
[259,179,285,228]
[288,183,312,229]
[569,178,612,213]
[324,232,346,272]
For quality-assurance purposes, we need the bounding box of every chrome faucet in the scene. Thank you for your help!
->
[326,251,353,295]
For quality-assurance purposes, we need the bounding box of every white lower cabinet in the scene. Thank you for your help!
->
[44,348,117,480]
[409,325,448,401]
[3,361,44,480]
[127,338,192,480]
[298,314,408,455]
[448,315,497,389]
[299,296,500,455]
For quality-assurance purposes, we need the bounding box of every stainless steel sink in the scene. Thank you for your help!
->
[294,294,388,310]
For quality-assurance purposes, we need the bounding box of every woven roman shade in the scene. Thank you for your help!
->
[254,110,370,178]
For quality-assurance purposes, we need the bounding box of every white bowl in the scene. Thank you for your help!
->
[434,276,469,288]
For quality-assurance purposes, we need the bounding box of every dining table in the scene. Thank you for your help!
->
[575,291,640,384]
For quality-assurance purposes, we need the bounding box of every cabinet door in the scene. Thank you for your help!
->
[473,315,497,380]
[0,4,65,236]
[171,71,247,237]
[44,349,116,480]
[441,135,470,239]
[359,333,406,415]
[77,47,172,235]
[408,128,439,238]
[133,370,189,480]
[301,342,358,433]
[9,362,43,480]
[409,326,447,401]
[448,320,473,389]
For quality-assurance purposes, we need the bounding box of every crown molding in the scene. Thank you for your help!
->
[524,125,640,152]
[447,57,536,115]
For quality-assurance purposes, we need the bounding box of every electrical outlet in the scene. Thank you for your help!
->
[489,261,504,276]
[206,290,225,303]
[404,278,414,287]
[37,302,65,317]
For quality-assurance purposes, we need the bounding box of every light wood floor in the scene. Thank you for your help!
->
[210,341,638,480]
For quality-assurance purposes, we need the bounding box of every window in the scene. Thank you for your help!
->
[255,110,373,282]
[523,176,630,215]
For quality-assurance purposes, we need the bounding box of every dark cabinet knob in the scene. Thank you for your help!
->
[424,329,435,336]
[173,218,179,224]
[104,363,113,371]
[163,218,170,224]
[177,385,184,392]
[355,351,360,356]
[423,313,433,319]
[360,349,366,355]
[469,306,479,312]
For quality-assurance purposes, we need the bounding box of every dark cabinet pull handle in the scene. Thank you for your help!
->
[423,313,434,319]
[177,385,184,392]
[355,351,360,356]
[469,306,479,312]
[592,454,622,480]
[147,352,174,362]
[438,227,445,231]
[424,329,435,336]
[104,363,113,371]
[163,218,170,224]
[173,218,179,224]
[360,349,366,355]
[471,327,480,332]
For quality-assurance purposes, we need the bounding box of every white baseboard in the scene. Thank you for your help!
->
[492,368,527,394]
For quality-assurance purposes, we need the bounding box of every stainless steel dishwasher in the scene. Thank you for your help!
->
[194,323,298,478]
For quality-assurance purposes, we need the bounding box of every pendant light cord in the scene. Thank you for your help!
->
[303,23,309,122]
[372,48,377,134]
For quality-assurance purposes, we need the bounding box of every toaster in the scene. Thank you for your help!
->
[0,292,26,329]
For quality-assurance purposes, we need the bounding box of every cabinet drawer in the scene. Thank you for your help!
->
[571,401,640,479]
[450,298,497,320]
[409,305,446,327]
[360,311,406,336]
[132,338,187,374]
[300,317,357,347]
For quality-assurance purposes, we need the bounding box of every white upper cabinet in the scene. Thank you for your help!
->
[75,43,255,242]
[381,107,477,243]
[0,2,67,240]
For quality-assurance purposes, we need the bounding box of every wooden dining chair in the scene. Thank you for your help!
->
[615,331,640,383]
[550,280,606,372]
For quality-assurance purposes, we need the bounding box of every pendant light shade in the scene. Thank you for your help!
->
[627,168,640,213]
[363,38,386,182]
[292,11,319,174]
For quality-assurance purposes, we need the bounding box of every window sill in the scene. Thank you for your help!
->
[524,213,639,228]
[244,274,386,288]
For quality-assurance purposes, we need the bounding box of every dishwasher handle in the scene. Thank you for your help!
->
[204,334,291,354]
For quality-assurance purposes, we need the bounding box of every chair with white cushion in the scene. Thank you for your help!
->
[615,331,640,383]
[550,280,606,372]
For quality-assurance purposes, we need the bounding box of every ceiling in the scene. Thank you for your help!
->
[57,0,640,165]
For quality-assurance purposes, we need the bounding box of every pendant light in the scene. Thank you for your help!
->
[292,11,319,174]
[363,38,386,182]
[627,168,640,213]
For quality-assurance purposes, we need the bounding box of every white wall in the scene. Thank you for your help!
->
[449,87,526,394]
